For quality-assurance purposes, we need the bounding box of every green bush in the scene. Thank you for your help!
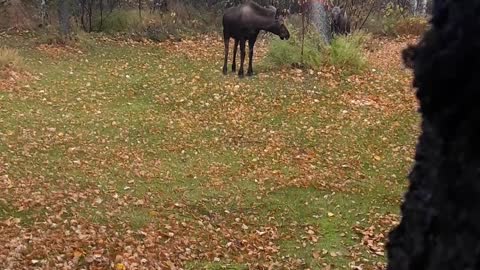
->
[362,16,387,36]
[264,39,301,67]
[364,3,429,37]
[264,27,368,73]
[394,16,429,36]
[143,13,182,42]
[382,3,407,36]
[328,32,369,72]
[94,5,218,41]
[96,10,143,34]
[263,26,325,69]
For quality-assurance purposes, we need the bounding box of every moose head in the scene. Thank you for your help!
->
[272,8,290,40]
[331,5,349,22]
[330,5,350,35]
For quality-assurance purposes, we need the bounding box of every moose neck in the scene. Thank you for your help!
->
[245,2,281,35]
[259,16,280,35]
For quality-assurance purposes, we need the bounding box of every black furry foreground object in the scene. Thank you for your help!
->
[386,0,480,269]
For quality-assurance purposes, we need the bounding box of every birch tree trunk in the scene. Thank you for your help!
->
[309,0,331,44]
[57,0,71,39]
[410,0,418,15]
[417,0,427,16]
[40,0,48,26]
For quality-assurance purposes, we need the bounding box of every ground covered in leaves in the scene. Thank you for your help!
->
[0,33,418,269]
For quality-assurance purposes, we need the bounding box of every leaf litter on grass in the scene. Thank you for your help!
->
[0,34,417,269]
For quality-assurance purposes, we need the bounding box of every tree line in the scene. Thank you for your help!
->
[0,0,431,38]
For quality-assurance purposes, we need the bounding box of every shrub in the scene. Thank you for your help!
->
[96,10,143,34]
[0,47,23,71]
[394,17,429,36]
[95,3,219,41]
[264,27,369,73]
[382,3,408,36]
[365,3,429,37]
[328,32,369,72]
[263,26,325,69]
[143,13,182,42]
[264,38,302,68]
[362,16,383,36]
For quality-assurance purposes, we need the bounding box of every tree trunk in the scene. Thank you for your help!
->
[300,0,305,64]
[40,0,48,26]
[410,0,418,15]
[138,0,142,19]
[417,0,427,16]
[99,0,103,31]
[309,0,331,44]
[79,0,87,31]
[88,0,93,32]
[57,0,71,39]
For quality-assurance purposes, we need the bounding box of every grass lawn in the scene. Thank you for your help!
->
[0,33,418,269]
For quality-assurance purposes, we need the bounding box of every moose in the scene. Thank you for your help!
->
[330,6,350,35]
[222,1,290,77]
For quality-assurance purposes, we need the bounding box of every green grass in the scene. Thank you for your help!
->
[0,34,417,268]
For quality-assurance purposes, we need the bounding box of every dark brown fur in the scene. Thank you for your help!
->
[387,0,480,269]
[222,1,290,77]
[330,6,350,35]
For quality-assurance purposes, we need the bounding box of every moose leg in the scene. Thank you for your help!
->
[238,39,246,78]
[247,38,257,76]
[223,34,230,75]
[232,39,239,72]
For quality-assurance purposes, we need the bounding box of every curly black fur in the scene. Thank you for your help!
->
[386,0,480,269]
